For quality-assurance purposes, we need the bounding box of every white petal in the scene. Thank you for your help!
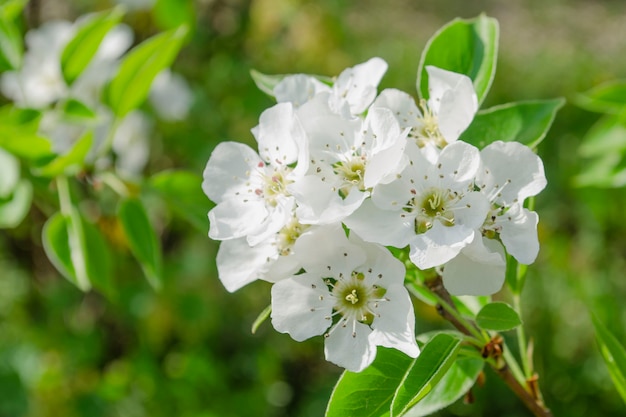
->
[370,284,419,358]
[443,236,506,296]
[348,233,406,288]
[208,197,267,240]
[479,141,547,204]
[333,57,388,115]
[246,196,294,246]
[324,321,376,372]
[410,223,475,269]
[453,192,490,230]
[253,102,303,167]
[344,199,414,248]
[273,74,331,106]
[216,238,276,292]
[271,274,335,341]
[499,205,540,264]
[372,88,422,130]
[425,66,477,143]
[202,141,262,203]
[435,140,481,184]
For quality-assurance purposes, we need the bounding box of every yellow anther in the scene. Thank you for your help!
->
[345,289,359,305]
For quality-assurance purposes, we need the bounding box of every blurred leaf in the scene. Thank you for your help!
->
[149,170,209,232]
[118,198,163,290]
[154,0,195,31]
[0,368,28,417]
[42,209,112,292]
[476,302,522,332]
[326,347,414,417]
[591,315,626,404]
[0,105,41,133]
[251,304,271,334]
[34,131,93,177]
[61,7,125,85]
[325,333,462,417]
[403,356,483,417]
[0,15,22,71]
[0,106,53,161]
[573,152,626,188]
[60,98,98,121]
[459,99,565,149]
[0,179,32,228]
[578,114,626,158]
[0,0,28,21]
[576,80,626,114]
[418,14,499,105]
[390,333,462,417]
[453,295,491,317]
[0,147,19,197]
[105,26,188,118]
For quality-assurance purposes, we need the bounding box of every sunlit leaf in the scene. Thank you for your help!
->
[459,99,565,149]
[418,14,498,105]
[591,314,626,404]
[118,198,163,290]
[105,25,188,118]
[0,16,22,71]
[476,302,522,332]
[576,80,626,114]
[60,98,98,121]
[34,131,93,177]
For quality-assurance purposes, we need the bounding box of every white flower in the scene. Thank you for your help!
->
[476,141,547,264]
[149,70,193,121]
[289,97,409,224]
[274,74,331,107]
[203,102,308,245]
[372,66,477,150]
[271,225,418,372]
[345,141,489,269]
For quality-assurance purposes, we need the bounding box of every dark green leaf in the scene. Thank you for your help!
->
[404,356,483,417]
[0,179,32,228]
[576,80,626,114]
[326,347,415,417]
[391,333,462,416]
[118,198,163,290]
[418,15,498,105]
[61,7,124,85]
[476,302,522,331]
[591,314,626,404]
[105,26,188,118]
[34,131,93,177]
[459,99,565,149]
[0,16,22,71]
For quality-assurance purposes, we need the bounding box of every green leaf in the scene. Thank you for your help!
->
[60,98,98,121]
[476,302,522,331]
[573,152,626,188]
[578,114,626,158]
[42,210,112,293]
[326,347,415,417]
[118,198,163,290]
[418,14,498,105]
[0,16,22,71]
[0,106,53,161]
[459,99,565,149]
[0,147,19,198]
[105,25,188,118]
[34,131,93,177]
[576,80,626,114]
[390,333,462,416]
[61,7,124,85]
[153,0,196,31]
[250,69,333,97]
[0,0,28,21]
[251,305,271,334]
[403,356,483,417]
[0,179,32,228]
[591,314,626,404]
[149,170,210,232]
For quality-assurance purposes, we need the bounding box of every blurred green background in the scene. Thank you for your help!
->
[3,0,626,415]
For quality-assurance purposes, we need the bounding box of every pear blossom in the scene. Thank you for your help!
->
[271,226,418,372]
[345,140,489,269]
[289,96,409,224]
[476,141,547,264]
[372,66,477,151]
[202,102,308,245]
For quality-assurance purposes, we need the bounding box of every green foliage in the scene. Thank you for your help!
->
[459,99,565,149]
[476,302,522,332]
[0,12,22,71]
[117,198,163,290]
[154,0,196,31]
[417,14,498,105]
[591,315,626,404]
[61,7,124,85]
[0,179,32,228]
[576,80,626,114]
[326,333,463,417]
[60,98,98,121]
[105,26,188,117]
[34,131,93,177]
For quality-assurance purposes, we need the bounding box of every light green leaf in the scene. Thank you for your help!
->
[0,16,22,71]
[60,98,98,121]
[118,198,163,290]
[0,147,19,197]
[154,0,196,31]
[578,114,626,158]
[572,152,626,188]
[0,0,28,21]
[326,347,415,417]
[476,302,522,332]
[404,356,483,417]
[0,106,53,161]
[390,333,462,417]
[42,210,112,292]
[149,170,210,232]
[418,14,498,105]
[0,179,32,228]
[576,80,626,114]
[250,69,333,97]
[459,99,565,149]
[105,25,188,118]
[591,314,626,404]
[61,7,124,85]
[34,131,93,177]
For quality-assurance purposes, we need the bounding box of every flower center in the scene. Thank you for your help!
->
[333,156,367,197]
[275,218,309,256]
[413,99,447,148]
[259,166,293,206]
[411,187,456,233]
[331,271,387,326]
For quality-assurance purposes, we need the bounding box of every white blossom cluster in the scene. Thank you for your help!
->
[202,58,546,371]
